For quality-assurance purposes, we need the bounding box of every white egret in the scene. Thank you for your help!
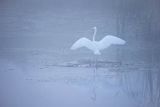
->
[70,27,126,101]
[70,26,126,55]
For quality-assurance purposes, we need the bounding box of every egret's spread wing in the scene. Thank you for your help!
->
[98,35,126,50]
[70,37,94,50]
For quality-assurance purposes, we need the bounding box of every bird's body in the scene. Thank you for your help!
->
[70,27,126,55]
[70,27,125,100]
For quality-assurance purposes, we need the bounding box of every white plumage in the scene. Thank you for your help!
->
[70,27,126,55]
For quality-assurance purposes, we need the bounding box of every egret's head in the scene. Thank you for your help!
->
[92,26,97,30]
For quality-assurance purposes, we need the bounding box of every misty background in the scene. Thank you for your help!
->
[0,0,160,107]
[0,0,160,62]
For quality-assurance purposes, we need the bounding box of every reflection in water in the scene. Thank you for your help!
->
[51,62,160,107]
[1,53,160,107]
[121,69,160,107]
[91,65,97,101]
[67,60,160,106]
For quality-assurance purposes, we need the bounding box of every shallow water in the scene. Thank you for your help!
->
[0,49,159,107]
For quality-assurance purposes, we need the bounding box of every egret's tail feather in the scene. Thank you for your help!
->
[94,51,101,55]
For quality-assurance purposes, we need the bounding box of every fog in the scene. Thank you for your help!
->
[0,0,160,107]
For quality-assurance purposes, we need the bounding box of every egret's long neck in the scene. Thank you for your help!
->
[93,27,97,41]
